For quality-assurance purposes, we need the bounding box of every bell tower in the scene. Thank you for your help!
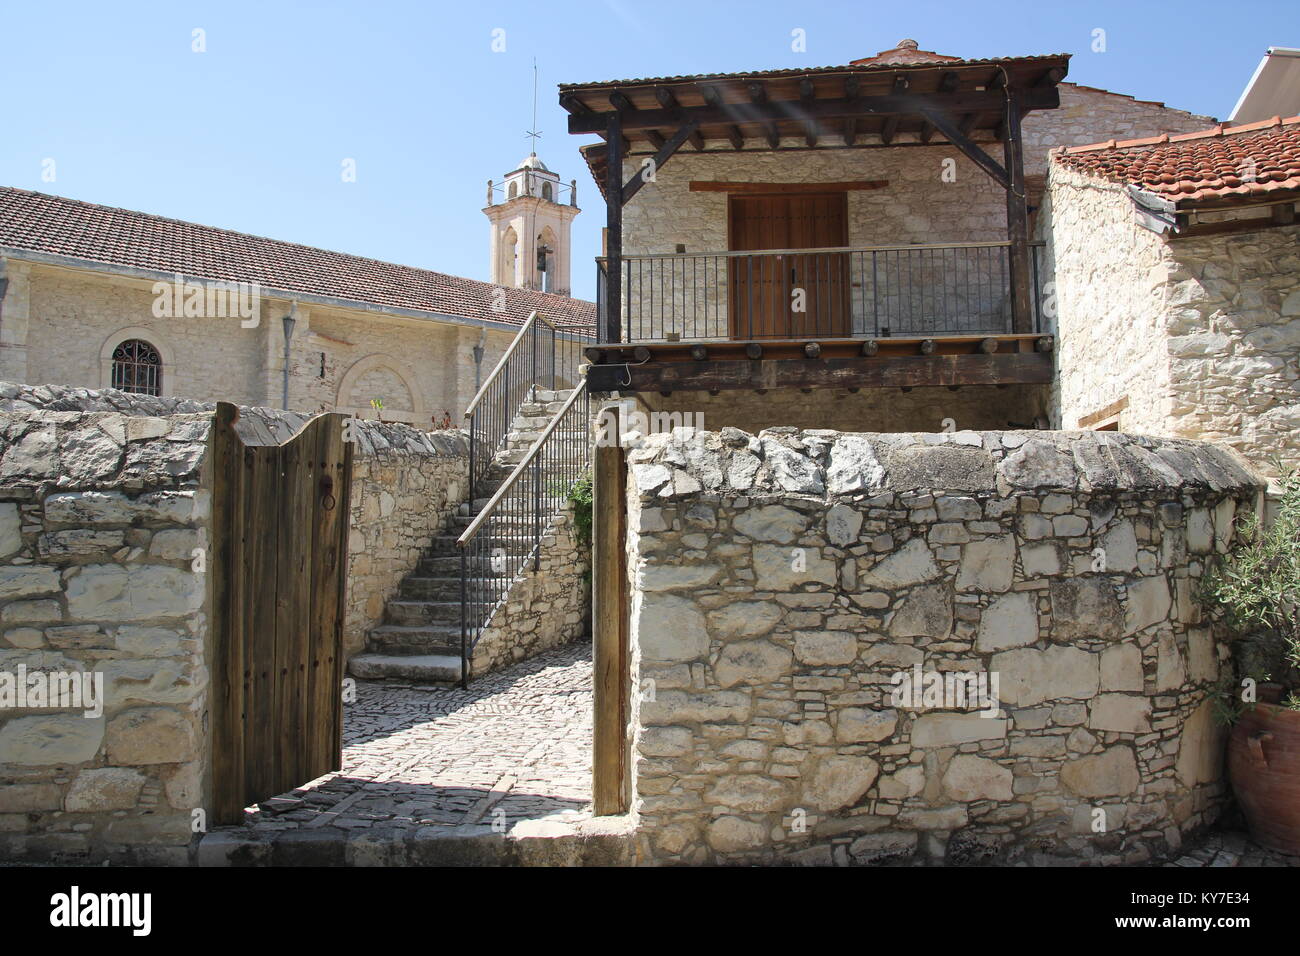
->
[483,153,580,295]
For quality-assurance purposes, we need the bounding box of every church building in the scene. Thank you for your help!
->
[0,153,592,425]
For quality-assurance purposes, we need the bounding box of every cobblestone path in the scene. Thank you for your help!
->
[231,640,593,835]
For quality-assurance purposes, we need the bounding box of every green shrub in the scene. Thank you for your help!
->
[1200,466,1300,712]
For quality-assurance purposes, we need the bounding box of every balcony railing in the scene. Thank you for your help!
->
[597,240,1046,344]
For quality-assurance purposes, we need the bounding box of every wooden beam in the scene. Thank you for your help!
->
[920,107,1010,189]
[764,122,780,149]
[1003,87,1032,333]
[747,81,768,103]
[844,116,858,146]
[609,89,636,113]
[622,117,702,205]
[592,404,629,815]
[586,352,1054,392]
[567,87,1060,134]
[604,114,623,345]
[653,86,679,109]
[727,125,744,150]
[689,180,888,193]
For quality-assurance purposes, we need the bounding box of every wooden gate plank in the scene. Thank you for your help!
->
[244,445,280,809]
[210,403,246,825]
[275,418,317,793]
[307,413,349,779]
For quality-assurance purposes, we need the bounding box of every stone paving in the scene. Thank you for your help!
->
[1170,830,1300,868]
[226,640,593,837]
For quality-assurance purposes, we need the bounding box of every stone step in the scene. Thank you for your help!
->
[367,623,460,654]
[423,533,540,557]
[386,599,460,626]
[399,576,468,600]
[348,652,461,684]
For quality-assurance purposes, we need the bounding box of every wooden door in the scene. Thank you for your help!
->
[210,402,353,825]
[728,193,850,339]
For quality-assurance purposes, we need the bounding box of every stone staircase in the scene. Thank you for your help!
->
[348,388,578,685]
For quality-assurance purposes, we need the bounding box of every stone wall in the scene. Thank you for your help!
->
[0,259,520,424]
[623,426,1259,865]
[0,407,211,864]
[0,381,472,664]
[1043,165,1300,478]
[469,503,590,677]
[637,384,1049,435]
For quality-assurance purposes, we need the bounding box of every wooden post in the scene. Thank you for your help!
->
[605,113,623,346]
[1003,87,1032,334]
[592,404,629,814]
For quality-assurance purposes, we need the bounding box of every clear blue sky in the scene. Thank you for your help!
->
[2,0,1294,302]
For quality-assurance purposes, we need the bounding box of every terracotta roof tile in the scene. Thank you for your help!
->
[1051,115,1300,204]
[0,187,596,330]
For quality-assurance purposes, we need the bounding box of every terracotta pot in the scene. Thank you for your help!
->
[1228,688,1300,854]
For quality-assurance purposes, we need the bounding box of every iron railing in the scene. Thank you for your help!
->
[597,240,1048,343]
[457,381,591,685]
[463,311,592,494]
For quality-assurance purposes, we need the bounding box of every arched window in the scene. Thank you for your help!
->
[508,181,518,199]
[542,181,553,202]
[111,339,162,396]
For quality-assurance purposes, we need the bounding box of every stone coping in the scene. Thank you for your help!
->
[0,380,468,461]
[625,427,1262,501]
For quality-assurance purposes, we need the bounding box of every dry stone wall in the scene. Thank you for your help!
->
[624,426,1259,865]
[470,502,590,677]
[0,382,471,662]
[0,405,211,864]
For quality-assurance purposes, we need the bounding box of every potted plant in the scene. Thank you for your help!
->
[1201,466,1300,853]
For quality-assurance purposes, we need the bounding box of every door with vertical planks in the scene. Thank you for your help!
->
[209,402,353,825]
[728,193,850,339]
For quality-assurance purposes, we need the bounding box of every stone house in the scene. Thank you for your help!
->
[1040,115,1300,477]
[0,170,594,426]
[567,39,1214,435]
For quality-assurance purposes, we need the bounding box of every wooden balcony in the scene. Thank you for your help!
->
[586,240,1053,394]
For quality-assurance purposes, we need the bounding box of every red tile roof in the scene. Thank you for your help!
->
[0,187,596,330]
[1052,115,1300,204]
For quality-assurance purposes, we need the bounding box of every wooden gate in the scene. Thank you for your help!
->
[209,402,353,825]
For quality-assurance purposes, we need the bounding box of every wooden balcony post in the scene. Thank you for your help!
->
[605,114,623,345]
[592,405,629,814]
[1003,87,1032,334]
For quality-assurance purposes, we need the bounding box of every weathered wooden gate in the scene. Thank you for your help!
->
[209,402,353,825]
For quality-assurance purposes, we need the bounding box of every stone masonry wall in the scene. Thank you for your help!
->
[637,384,1049,435]
[469,502,590,677]
[0,382,472,664]
[0,407,211,864]
[1043,166,1300,478]
[624,426,1259,865]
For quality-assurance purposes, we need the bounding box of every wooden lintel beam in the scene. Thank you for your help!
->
[921,107,1009,189]
[622,117,702,205]
[689,180,889,194]
[586,352,1054,393]
[567,87,1059,134]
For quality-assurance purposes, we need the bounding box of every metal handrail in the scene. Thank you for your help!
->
[456,379,588,547]
[464,310,552,419]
